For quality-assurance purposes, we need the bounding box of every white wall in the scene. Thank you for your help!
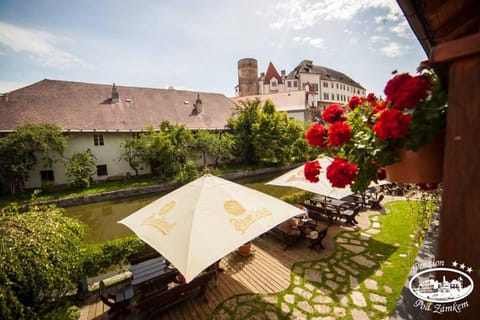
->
[25,132,152,188]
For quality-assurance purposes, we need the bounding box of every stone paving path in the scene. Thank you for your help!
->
[211,215,393,320]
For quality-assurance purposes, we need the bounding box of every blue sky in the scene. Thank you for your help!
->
[0,0,427,97]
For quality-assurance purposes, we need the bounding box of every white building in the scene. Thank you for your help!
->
[0,80,237,189]
[235,59,366,120]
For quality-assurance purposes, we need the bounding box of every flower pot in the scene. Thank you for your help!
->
[238,242,252,257]
[385,135,444,184]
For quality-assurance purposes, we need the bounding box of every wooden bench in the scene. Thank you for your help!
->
[303,203,338,223]
[269,219,301,250]
[130,269,216,317]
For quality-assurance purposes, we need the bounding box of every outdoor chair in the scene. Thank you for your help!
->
[270,219,302,250]
[99,280,134,316]
[370,193,384,210]
[306,225,329,251]
[340,205,361,225]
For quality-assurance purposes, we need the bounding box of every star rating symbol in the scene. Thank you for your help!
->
[452,261,473,273]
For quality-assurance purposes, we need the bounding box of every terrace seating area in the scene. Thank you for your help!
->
[79,189,395,320]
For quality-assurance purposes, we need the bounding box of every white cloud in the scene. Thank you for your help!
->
[370,35,389,44]
[369,35,410,57]
[380,42,409,57]
[0,21,84,68]
[292,36,324,48]
[390,20,412,38]
[269,0,401,30]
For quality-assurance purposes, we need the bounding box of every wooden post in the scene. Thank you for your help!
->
[432,34,480,318]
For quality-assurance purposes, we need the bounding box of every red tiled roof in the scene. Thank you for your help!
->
[264,62,283,84]
[0,79,236,132]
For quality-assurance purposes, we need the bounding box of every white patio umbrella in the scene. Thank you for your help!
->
[119,174,303,282]
[267,157,386,199]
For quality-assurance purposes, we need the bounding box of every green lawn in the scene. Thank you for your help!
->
[211,200,426,319]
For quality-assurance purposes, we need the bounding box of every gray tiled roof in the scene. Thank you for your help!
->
[0,79,237,132]
[288,60,365,89]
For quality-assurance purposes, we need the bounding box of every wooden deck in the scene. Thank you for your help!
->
[79,221,354,320]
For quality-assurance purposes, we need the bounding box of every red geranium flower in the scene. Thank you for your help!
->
[328,121,352,146]
[348,96,362,110]
[305,123,327,147]
[366,93,377,105]
[384,74,432,110]
[384,73,411,98]
[326,158,358,188]
[304,160,321,183]
[322,104,345,123]
[372,100,387,114]
[372,109,411,140]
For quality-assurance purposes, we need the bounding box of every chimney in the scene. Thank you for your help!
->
[111,83,119,103]
[194,93,202,114]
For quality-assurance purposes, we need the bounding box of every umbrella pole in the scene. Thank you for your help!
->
[324,195,329,224]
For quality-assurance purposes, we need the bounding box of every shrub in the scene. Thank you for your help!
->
[82,236,146,276]
[0,204,87,317]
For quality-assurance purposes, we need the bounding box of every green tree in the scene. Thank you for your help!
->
[120,137,147,176]
[195,130,235,168]
[141,121,198,181]
[0,203,87,319]
[65,149,97,188]
[0,124,66,194]
[229,99,315,166]
[227,99,261,164]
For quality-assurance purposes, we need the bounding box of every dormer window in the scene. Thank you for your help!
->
[271,80,277,87]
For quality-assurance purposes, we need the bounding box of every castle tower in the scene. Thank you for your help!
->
[237,58,259,97]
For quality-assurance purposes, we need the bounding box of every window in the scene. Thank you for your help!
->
[97,164,108,176]
[293,81,298,87]
[337,94,340,100]
[331,93,335,100]
[94,134,104,146]
[331,83,334,88]
[311,83,319,92]
[40,170,54,182]
[336,83,339,89]
[287,81,292,88]
[323,93,329,100]
[323,81,329,88]
[271,80,277,87]
[132,132,141,139]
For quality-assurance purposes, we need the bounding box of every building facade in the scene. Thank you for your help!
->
[235,58,366,120]
[0,80,236,189]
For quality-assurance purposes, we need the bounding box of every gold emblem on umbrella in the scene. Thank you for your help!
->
[142,200,176,235]
[225,200,272,234]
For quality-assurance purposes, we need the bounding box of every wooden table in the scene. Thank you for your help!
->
[129,257,179,299]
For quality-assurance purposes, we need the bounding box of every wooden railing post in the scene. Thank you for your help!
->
[432,34,480,319]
